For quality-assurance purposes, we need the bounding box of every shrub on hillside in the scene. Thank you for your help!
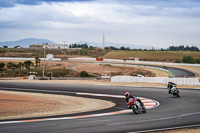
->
[0,62,5,70]
[7,62,19,70]
[80,71,90,77]
[182,56,195,64]
[174,58,181,63]
[195,59,200,64]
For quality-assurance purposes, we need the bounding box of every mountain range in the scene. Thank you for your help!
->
[0,38,156,49]
[0,38,55,48]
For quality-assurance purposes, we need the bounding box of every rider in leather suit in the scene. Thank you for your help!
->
[167,81,176,94]
[125,92,145,110]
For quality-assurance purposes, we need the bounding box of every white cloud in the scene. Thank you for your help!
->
[0,0,200,48]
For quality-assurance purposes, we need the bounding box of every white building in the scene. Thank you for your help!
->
[43,44,69,49]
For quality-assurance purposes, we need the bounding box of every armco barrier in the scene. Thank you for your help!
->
[111,76,200,86]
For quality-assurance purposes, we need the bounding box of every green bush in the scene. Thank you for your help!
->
[195,59,200,64]
[182,56,195,64]
[80,71,90,77]
[174,58,181,63]
[7,62,19,70]
[0,62,5,70]
[24,60,33,69]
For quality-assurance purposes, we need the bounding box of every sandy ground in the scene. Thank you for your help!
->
[0,59,170,77]
[68,61,170,77]
[0,90,115,120]
[73,63,163,77]
[149,127,200,133]
[70,59,200,77]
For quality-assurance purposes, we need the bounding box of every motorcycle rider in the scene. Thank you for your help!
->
[167,81,176,94]
[125,92,145,110]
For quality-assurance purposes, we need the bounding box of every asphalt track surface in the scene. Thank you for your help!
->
[106,63,196,77]
[0,81,200,133]
[137,64,196,77]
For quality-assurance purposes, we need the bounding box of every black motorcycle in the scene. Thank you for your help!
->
[169,85,180,98]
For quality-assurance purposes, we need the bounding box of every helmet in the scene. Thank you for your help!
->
[125,92,130,98]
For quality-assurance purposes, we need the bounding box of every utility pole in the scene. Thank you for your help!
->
[63,41,67,55]
[42,43,47,77]
[123,59,126,75]
[102,32,105,55]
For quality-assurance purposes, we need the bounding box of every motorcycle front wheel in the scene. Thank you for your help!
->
[142,107,146,113]
[176,91,180,98]
[132,105,140,114]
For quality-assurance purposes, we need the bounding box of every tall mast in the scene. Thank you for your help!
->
[103,32,105,49]
[102,32,105,55]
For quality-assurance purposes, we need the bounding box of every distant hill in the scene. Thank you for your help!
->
[0,38,55,48]
[0,38,158,50]
[76,41,157,50]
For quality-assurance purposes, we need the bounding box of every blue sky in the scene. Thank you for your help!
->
[0,0,200,48]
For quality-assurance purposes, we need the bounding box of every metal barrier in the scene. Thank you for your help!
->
[111,76,200,85]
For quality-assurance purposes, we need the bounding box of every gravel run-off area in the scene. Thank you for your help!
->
[0,90,115,120]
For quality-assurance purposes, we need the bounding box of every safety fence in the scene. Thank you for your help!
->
[68,57,200,67]
[0,57,61,61]
[111,76,200,86]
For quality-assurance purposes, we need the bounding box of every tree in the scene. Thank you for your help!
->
[18,62,24,69]
[80,71,90,77]
[110,46,118,50]
[120,46,126,50]
[81,44,88,49]
[7,62,14,69]
[35,56,41,67]
[14,45,20,48]
[24,60,33,69]
[7,62,18,70]
[167,45,199,51]
[89,46,95,50]
[3,45,8,48]
[0,62,5,70]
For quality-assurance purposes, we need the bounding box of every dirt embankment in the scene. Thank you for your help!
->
[0,59,171,78]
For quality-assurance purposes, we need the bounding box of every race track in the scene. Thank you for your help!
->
[0,82,200,133]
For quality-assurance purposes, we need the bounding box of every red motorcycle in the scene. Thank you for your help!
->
[128,98,146,114]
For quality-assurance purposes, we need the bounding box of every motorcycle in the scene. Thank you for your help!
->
[170,85,180,98]
[127,98,146,114]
